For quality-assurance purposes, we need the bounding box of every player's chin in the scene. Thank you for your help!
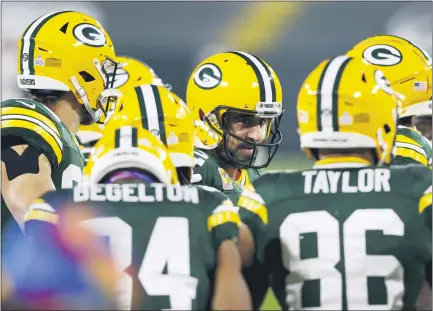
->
[234,150,254,163]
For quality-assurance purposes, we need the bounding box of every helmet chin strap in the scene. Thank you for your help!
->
[376,127,389,166]
[70,75,101,122]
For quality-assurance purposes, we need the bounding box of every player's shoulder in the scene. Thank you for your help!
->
[240,169,301,205]
[2,98,62,125]
[397,125,423,138]
[252,169,305,205]
[193,149,219,171]
[397,125,431,150]
[192,149,214,183]
[1,98,67,166]
[388,162,431,179]
[389,163,432,196]
[195,184,232,204]
[253,168,302,189]
[192,148,235,190]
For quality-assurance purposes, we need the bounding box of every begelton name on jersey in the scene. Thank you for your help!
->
[74,183,199,204]
[302,168,391,194]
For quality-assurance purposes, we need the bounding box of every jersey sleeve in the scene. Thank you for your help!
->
[418,184,432,230]
[192,149,238,201]
[192,149,214,185]
[23,189,73,239]
[394,126,431,166]
[408,165,433,230]
[237,188,268,261]
[1,100,63,167]
[199,186,241,251]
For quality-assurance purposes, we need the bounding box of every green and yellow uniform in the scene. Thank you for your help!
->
[1,98,84,236]
[24,183,240,310]
[192,149,261,203]
[239,157,432,310]
[393,125,432,166]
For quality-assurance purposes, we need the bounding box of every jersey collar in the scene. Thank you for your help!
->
[313,156,372,169]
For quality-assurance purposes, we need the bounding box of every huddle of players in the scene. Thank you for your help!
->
[1,9,432,311]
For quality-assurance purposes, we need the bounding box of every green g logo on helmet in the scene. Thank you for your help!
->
[193,63,222,90]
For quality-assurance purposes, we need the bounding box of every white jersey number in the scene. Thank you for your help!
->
[280,209,405,310]
[81,217,198,310]
[61,164,83,189]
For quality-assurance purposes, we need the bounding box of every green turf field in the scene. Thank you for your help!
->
[258,152,313,310]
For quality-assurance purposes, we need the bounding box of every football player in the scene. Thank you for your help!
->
[237,56,432,310]
[100,83,196,185]
[23,90,252,310]
[187,51,284,202]
[76,56,166,164]
[346,35,432,166]
[1,11,119,235]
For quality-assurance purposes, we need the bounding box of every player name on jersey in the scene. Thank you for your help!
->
[302,168,391,194]
[74,184,200,203]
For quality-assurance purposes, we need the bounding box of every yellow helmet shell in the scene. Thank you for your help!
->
[88,118,178,185]
[108,84,195,169]
[347,35,432,118]
[17,11,118,123]
[297,55,400,165]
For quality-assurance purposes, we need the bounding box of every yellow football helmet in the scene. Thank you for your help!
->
[297,55,400,165]
[186,51,284,169]
[16,11,120,124]
[346,35,432,119]
[106,84,195,183]
[87,117,178,185]
[110,56,165,89]
[78,55,169,179]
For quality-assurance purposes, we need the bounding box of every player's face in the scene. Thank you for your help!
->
[224,111,268,163]
[412,116,432,141]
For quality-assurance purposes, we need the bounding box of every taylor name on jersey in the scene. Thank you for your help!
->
[303,168,391,194]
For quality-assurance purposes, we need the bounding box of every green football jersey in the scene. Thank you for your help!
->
[74,134,93,164]
[24,183,240,310]
[192,148,264,308]
[393,125,432,167]
[1,98,85,234]
[192,148,261,203]
[239,162,432,310]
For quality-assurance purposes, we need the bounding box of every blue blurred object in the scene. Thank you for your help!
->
[2,216,117,310]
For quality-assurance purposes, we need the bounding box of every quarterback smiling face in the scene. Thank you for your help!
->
[222,111,270,164]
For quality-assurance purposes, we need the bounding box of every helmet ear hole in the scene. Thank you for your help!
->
[383,124,391,134]
[362,73,367,83]
[79,71,95,82]
[60,23,68,34]
[199,109,205,121]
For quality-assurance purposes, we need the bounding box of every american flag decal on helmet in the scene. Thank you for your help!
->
[413,81,428,91]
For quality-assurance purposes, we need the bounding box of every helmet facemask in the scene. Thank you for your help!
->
[89,56,121,124]
[204,103,283,169]
[412,115,433,141]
